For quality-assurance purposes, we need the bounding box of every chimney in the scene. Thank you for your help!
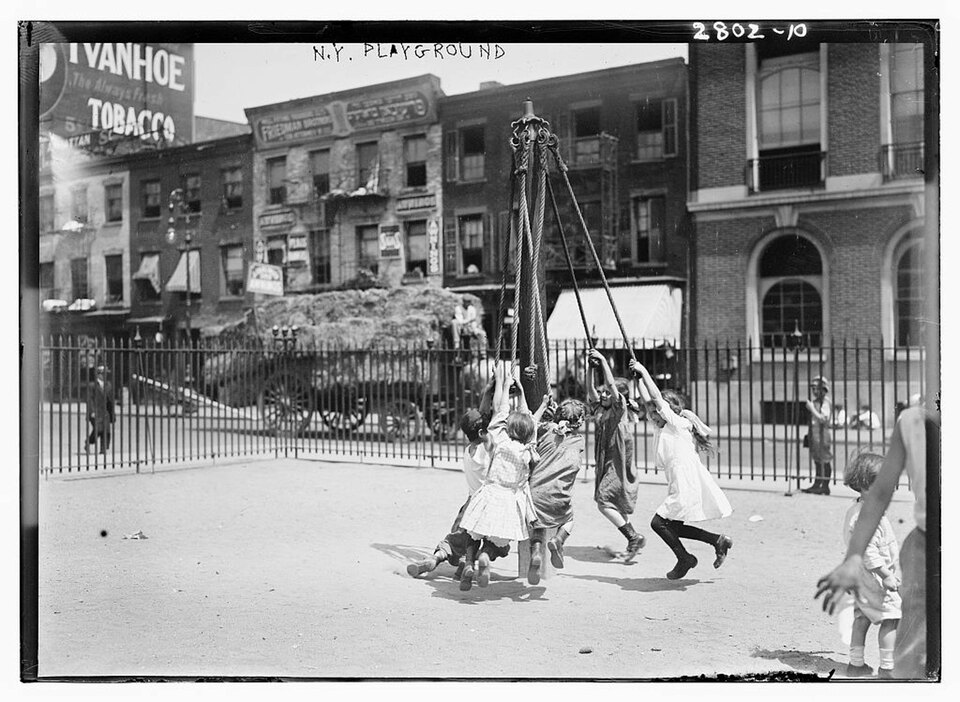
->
[479,81,504,91]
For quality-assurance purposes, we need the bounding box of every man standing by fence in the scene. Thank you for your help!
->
[86,364,115,454]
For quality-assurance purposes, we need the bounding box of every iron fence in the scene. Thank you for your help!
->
[36,336,927,489]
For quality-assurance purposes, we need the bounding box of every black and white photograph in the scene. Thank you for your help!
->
[16,5,948,690]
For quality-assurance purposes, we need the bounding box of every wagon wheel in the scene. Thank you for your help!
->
[319,395,368,432]
[258,371,314,436]
[379,400,422,442]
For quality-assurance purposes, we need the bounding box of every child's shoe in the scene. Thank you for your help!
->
[547,537,565,569]
[477,552,491,588]
[713,535,734,569]
[527,540,543,585]
[406,557,439,577]
[453,563,465,581]
[623,533,646,564]
[877,667,895,680]
[845,663,875,678]
[666,554,698,580]
[459,563,474,591]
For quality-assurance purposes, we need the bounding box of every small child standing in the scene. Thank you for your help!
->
[631,359,733,580]
[587,349,645,562]
[458,362,539,590]
[841,452,901,679]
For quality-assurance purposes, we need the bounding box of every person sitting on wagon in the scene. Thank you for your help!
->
[850,404,882,431]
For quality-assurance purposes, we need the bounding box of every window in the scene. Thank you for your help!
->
[70,257,88,300]
[633,196,666,263]
[572,106,601,165]
[104,254,123,304]
[184,173,202,213]
[758,52,820,149]
[758,234,823,348]
[357,225,380,274]
[143,180,161,218]
[309,150,330,197]
[404,135,427,188]
[71,186,88,223]
[894,236,924,347]
[356,142,379,190]
[104,183,123,223]
[267,157,286,205]
[460,126,485,181]
[311,229,331,285]
[220,245,244,297]
[753,50,822,190]
[39,261,55,299]
[133,252,161,301]
[40,193,55,232]
[635,99,678,160]
[891,44,924,145]
[458,214,484,275]
[221,167,243,209]
[405,220,428,276]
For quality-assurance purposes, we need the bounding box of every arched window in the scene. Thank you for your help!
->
[894,235,924,347]
[758,234,824,348]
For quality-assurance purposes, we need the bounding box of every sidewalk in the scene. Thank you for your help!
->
[36,456,918,679]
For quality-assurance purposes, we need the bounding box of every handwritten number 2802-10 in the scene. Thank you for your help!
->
[693,22,769,40]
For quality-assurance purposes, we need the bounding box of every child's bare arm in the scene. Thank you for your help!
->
[532,394,551,423]
[478,375,496,416]
[588,349,615,392]
[586,352,599,403]
[629,359,662,402]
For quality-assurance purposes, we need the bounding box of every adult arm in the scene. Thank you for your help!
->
[814,423,906,613]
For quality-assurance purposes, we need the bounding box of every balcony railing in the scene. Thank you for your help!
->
[747,149,825,193]
[880,142,924,181]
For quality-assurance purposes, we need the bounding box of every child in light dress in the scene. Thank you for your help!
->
[840,452,901,679]
[458,362,539,590]
[630,359,733,580]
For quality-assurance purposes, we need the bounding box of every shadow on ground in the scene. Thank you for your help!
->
[422,577,548,604]
[752,648,844,678]
[564,573,709,592]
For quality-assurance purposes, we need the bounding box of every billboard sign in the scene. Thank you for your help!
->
[39,42,195,156]
[246,262,284,296]
[378,224,402,259]
[251,88,434,148]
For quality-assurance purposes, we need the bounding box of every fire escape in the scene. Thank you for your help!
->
[543,132,619,273]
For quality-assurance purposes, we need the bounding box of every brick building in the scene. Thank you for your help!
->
[126,133,255,341]
[438,59,689,350]
[244,75,445,293]
[688,42,932,419]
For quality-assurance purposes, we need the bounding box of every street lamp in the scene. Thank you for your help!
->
[165,187,195,343]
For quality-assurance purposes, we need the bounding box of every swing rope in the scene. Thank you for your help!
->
[493,150,520,362]
[547,140,637,364]
[510,126,533,372]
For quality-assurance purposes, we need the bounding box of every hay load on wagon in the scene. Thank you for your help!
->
[200,286,488,439]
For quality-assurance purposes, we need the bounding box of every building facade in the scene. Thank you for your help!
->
[39,139,133,337]
[687,42,931,419]
[126,133,255,340]
[244,75,445,293]
[438,59,690,347]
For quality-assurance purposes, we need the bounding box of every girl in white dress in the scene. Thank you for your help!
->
[458,363,539,589]
[630,359,733,580]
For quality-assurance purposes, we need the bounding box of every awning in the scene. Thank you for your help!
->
[546,284,683,347]
[132,253,161,294]
[165,250,201,293]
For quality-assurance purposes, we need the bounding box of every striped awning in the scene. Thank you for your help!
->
[166,250,201,293]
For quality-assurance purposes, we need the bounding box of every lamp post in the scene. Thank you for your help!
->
[165,187,194,344]
[785,319,805,496]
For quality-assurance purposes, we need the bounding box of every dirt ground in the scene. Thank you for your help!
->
[36,457,916,681]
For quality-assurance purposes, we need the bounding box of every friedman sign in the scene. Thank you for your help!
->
[39,42,195,155]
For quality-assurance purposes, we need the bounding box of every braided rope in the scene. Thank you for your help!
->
[511,131,532,372]
[530,133,550,382]
[494,152,519,361]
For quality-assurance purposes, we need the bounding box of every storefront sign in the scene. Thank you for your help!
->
[258,210,296,229]
[379,224,402,259]
[396,193,436,212]
[286,249,309,265]
[251,89,434,148]
[427,219,441,275]
[39,42,194,155]
[246,262,284,296]
[288,234,307,251]
[254,238,266,263]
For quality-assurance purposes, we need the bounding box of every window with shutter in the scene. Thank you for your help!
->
[444,131,459,181]
[662,98,678,157]
[443,218,458,273]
